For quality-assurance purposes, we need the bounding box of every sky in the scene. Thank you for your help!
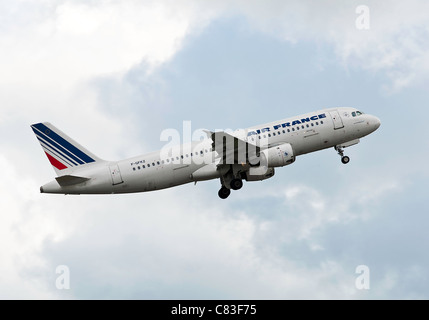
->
[1,0,429,299]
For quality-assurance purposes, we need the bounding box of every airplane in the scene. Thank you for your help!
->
[31,107,380,199]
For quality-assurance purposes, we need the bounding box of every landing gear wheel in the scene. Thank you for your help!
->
[230,178,243,190]
[335,146,350,165]
[218,187,231,199]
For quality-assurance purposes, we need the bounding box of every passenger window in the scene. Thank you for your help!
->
[306,124,309,128]
[157,161,160,165]
[268,133,271,137]
[272,133,275,136]
[152,163,155,166]
[133,167,136,171]
[297,127,299,130]
[311,123,314,127]
[200,150,203,155]
[143,165,145,168]
[301,125,304,129]
[292,128,295,131]
[138,166,140,170]
[282,130,285,134]
[161,160,164,164]
[320,121,323,124]
[315,122,319,125]
[147,164,150,167]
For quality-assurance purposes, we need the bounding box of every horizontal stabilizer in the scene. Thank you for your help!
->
[55,175,90,187]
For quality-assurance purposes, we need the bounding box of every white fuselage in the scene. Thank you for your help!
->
[40,107,381,195]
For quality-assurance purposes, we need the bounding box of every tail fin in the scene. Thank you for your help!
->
[31,122,105,176]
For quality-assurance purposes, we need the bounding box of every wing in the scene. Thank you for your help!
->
[206,131,261,166]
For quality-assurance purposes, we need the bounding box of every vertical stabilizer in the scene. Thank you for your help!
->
[31,122,105,176]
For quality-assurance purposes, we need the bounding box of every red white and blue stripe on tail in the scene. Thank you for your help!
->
[31,122,98,174]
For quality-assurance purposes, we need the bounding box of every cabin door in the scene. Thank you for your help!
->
[110,164,124,185]
[330,110,344,130]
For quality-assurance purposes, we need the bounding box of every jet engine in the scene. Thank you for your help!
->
[245,143,295,181]
[261,143,295,167]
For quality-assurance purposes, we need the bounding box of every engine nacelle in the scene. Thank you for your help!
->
[245,166,275,181]
[261,143,295,168]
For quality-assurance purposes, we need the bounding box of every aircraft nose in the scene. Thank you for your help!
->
[373,116,381,130]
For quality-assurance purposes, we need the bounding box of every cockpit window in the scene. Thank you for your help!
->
[352,111,364,117]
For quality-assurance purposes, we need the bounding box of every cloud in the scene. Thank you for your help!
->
[0,155,69,298]
[0,1,195,86]
[229,0,429,91]
[0,0,215,158]
[2,0,428,128]
[23,169,402,299]
[25,187,352,299]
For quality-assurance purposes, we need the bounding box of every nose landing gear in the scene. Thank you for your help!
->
[335,146,350,164]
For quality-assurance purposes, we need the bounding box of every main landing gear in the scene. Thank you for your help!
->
[218,187,231,199]
[335,146,350,164]
[218,178,243,199]
[230,178,243,190]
